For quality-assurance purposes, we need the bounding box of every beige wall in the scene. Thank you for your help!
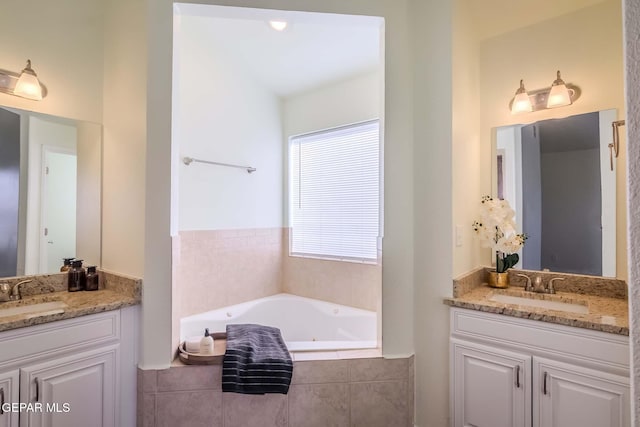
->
[478,0,627,279]
[102,0,147,278]
[452,0,485,276]
[0,0,104,123]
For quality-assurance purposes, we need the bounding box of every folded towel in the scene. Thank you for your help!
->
[222,324,293,394]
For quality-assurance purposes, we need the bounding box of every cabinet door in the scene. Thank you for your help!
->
[0,370,19,427]
[533,357,629,427]
[452,339,531,427]
[19,346,117,427]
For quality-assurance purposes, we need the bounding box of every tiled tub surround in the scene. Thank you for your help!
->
[174,227,381,320]
[282,229,382,312]
[0,270,141,332]
[445,267,629,335]
[175,229,284,318]
[138,355,414,427]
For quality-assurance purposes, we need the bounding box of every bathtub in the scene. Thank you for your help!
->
[180,293,377,352]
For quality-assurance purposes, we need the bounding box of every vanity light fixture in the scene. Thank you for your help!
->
[0,59,46,101]
[546,70,571,108]
[511,80,533,114]
[508,70,580,114]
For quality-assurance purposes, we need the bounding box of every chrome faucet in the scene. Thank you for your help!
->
[9,279,33,301]
[517,274,560,294]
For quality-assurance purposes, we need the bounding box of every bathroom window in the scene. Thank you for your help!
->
[289,120,380,262]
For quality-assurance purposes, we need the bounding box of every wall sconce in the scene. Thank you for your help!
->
[509,70,580,114]
[0,60,46,101]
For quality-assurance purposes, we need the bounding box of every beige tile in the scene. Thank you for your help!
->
[223,393,287,427]
[156,391,222,427]
[349,358,409,382]
[138,368,157,393]
[291,360,350,385]
[139,393,155,427]
[350,381,409,427]
[157,365,221,391]
[288,384,349,427]
[292,351,340,361]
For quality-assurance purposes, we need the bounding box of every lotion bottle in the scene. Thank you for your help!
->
[200,328,214,354]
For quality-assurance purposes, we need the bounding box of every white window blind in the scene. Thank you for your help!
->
[289,120,380,262]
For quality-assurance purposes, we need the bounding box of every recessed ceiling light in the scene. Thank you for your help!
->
[269,20,288,32]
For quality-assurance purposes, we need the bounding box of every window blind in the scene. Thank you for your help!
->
[289,120,380,261]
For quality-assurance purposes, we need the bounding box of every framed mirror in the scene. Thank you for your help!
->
[493,109,621,277]
[0,106,101,278]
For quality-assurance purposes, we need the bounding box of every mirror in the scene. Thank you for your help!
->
[0,106,101,278]
[494,109,621,277]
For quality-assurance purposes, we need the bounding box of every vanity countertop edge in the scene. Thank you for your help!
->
[444,284,629,336]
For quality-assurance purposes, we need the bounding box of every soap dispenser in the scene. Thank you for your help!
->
[200,328,214,355]
[68,260,86,292]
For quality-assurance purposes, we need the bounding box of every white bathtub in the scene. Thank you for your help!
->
[180,293,377,352]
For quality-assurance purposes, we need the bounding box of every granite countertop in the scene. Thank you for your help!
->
[445,267,629,336]
[0,271,141,333]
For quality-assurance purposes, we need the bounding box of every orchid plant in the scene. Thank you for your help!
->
[472,196,527,273]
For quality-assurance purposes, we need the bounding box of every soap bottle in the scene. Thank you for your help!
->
[200,328,214,355]
[60,258,75,272]
[85,266,99,291]
[68,260,86,292]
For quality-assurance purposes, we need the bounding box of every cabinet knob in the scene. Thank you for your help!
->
[0,387,4,414]
[515,365,521,388]
[543,371,549,395]
[34,377,40,402]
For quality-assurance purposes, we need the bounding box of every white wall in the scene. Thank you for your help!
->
[0,0,104,123]
[479,0,627,279]
[24,116,77,274]
[175,15,284,231]
[283,71,380,136]
[412,0,453,425]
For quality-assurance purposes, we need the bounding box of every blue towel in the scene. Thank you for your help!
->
[222,324,293,394]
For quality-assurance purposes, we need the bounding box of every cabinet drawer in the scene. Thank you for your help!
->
[450,308,629,372]
[0,311,120,369]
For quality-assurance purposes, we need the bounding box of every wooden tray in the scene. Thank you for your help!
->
[178,332,227,365]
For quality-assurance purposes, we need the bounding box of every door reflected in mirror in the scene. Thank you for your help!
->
[0,107,101,278]
[494,109,619,277]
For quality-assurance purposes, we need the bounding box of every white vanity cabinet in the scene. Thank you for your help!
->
[452,340,531,427]
[0,370,19,427]
[19,346,117,427]
[450,307,630,427]
[533,358,629,427]
[0,307,138,427]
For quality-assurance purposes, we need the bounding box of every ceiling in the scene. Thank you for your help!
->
[463,0,610,40]
[176,4,382,98]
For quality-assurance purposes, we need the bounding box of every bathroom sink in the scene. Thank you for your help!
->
[489,293,589,314]
[0,301,67,319]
